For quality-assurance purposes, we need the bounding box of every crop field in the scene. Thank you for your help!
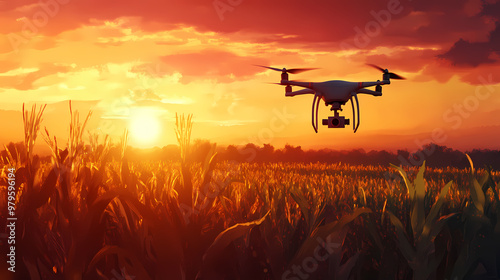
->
[1,106,499,280]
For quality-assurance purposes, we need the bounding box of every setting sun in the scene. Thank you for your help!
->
[128,108,162,147]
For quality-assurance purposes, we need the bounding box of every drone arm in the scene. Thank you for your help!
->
[357,80,389,89]
[281,80,315,89]
[357,88,382,96]
[286,88,315,97]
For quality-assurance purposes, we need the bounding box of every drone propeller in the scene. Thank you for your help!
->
[255,65,318,74]
[366,64,405,80]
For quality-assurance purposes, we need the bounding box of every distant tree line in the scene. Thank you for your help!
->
[215,143,500,170]
[2,140,499,170]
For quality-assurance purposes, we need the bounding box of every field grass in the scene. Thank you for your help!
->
[1,104,499,280]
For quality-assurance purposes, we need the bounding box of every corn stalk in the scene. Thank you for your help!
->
[175,113,192,164]
[22,103,46,190]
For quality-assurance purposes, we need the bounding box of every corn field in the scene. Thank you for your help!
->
[1,104,499,280]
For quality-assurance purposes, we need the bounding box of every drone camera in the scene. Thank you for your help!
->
[322,116,350,128]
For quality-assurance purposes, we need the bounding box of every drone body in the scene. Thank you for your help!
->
[284,80,383,102]
[257,65,404,133]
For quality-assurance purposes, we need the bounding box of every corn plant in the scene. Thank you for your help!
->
[21,103,46,190]
[86,131,110,169]
[387,162,456,280]
[11,103,60,279]
[449,155,500,280]
[175,113,194,209]
[67,100,92,169]
[2,103,500,279]
[286,207,372,280]
[175,113,192,165]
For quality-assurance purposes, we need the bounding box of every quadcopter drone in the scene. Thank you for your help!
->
[257,64,405,133]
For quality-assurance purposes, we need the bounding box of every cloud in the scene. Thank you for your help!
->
[160,96,193,105]
[364,46,440,73]
[129,88,162,102]
[437,37,496,67]
[2,0,499,76]
[160,49,267,82]
[0,0,489,47]
[0,63,70,90]
[437,1,500,67]
[0,60,21,73]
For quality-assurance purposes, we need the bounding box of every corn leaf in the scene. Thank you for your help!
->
[381,199,387,223]
[359,186,367,206]
[23,257,41,280]
[390,163,414,200]
[336,251,360,280]
[471,178,485,214]
[387,211,416,262]
[411,162,426,240]
[289,187,311,228]
[291,208,371,265]
[427,213,458,243]
[421,181,452,239]
[466,154,474,173]
[199,211,269,267]
[87,245,151,280]
[31,167,58,210]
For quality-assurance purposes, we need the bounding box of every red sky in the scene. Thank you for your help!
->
[1,0,499,153]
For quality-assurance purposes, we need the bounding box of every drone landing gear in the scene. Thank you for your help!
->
[350,94,360,133]
[311,98,360,133]
[312,93,321,133]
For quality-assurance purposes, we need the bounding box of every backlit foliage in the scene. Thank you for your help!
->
[0,104,499,280]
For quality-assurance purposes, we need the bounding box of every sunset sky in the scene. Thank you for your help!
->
[1,0,499,153]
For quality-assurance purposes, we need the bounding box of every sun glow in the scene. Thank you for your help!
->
[129,108,162,147]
